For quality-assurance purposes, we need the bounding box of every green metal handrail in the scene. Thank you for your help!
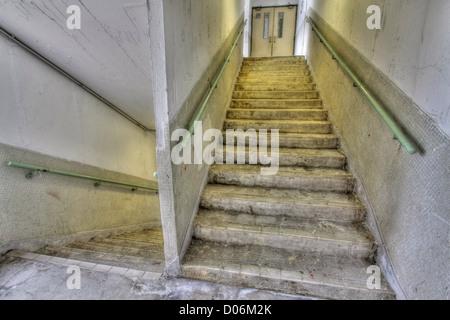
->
[181,19,247,148]
[7,161,158,192]
[306,16,417,155]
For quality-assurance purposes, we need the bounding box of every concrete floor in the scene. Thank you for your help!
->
[0,255,313,300]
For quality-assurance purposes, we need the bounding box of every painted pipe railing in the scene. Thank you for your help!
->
[306,16,417,155]
[7,161,158,192]
[181,19,247,148]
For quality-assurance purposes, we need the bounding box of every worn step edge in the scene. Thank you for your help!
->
[221,132,338,149]
[235,84,316,91]
[227,109,327,121]
[214,147,346,168]
[65,241,162,260]
[201,185,364,221]
[194,210,375,259]
[223,120,332,134]
[231,99,323,108]
[11,248,164,276]
[232,91,320,100]
[181,241,394,300]
[88,237,164,254]
[208,164,354,193]
[240,71,311,76]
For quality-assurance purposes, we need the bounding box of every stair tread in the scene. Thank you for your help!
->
[224,119,332,134]
[89,237,164,250]
[232,98,322,102]
[182,239,394,300]
[215,147,346,169]
[222,131,336,138]
[196,209,371,242]
[37,246,165,272]
[221,131,338,149]
[66,241,165,259]
[227,109,327,121]
[202,184,364,211]
[209,164,354,193]
[217,146,345,157]
[210,164,353,179]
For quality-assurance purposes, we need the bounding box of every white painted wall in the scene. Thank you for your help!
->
[0,34,157,180]
[163,0,244,121]
[0,0,155,130]
[308,0,450,136]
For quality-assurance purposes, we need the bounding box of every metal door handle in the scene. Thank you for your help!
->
[273,36,277,43]
[269,36,272,43]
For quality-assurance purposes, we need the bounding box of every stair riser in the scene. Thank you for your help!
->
[231,100,322,109]
[240,70,311,77]
[221,134,338,149]
[240,66,310,72]
[244,57,306,62]
[227,110,327,121]
[232,91,319,99]
[237,76,313,84]
[208,172,354,193]
[200,197,364,222]
[214,151,346,168]
[181,267,394,300]
[242,60,307,66]
[224,121,332,134]
[193,226,374,259]
[37,246,164,273]
[235,83,316,91]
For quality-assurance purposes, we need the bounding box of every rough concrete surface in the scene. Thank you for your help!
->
[0,255,312,300]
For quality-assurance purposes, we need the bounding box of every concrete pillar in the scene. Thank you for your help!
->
[147,0,181,276]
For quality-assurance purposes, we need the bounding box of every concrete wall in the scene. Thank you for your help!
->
[149,0,245,275]
[308,0,450,136]
[0,0,156,130]
[0,31,160,251]
[305,2,449,300]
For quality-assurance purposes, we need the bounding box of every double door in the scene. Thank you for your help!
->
[251,6,297,57]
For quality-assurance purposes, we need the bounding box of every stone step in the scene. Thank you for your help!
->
[221,131,338,149]
[227,108,327,121]
[224,119,332,134]
[237,76,313,84]
[193,209,374,258]
[231,99,322,109]
[182,240,395,300]
[214,147,346,168]
[88,237,165,259]
[37,245,165,273]
[240,65,310,72]
[244,56,306,63]
[65,241,161,260]
[232,91,319,100]
[235,82,316,92]
[200,185,364,222]
[239,70,311,77]
[242,61,308,67]
[208,164,355,193]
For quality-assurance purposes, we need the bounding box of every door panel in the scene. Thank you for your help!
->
[251,6,297,57]
[272,6,296,57]
[251,7,274,57]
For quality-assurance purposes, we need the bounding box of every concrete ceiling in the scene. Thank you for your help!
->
[0,0,155,130]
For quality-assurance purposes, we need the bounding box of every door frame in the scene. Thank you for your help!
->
[250,4,298,57]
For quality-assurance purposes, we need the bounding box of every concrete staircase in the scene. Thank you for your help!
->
[7,228,165,279]
[181,56,395,300]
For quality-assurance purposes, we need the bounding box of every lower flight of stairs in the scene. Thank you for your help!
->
[181,56,395,300]
[7,228,165,279]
